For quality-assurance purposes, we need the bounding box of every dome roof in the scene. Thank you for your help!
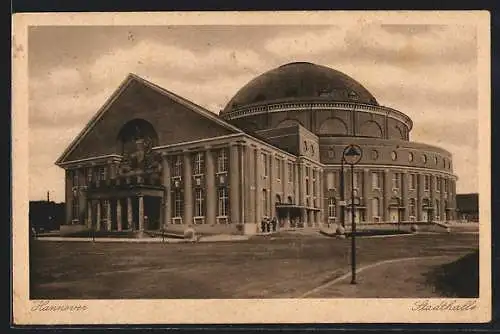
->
[221,62,378,114]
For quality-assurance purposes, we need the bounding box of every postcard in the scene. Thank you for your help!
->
[12,10,491,325]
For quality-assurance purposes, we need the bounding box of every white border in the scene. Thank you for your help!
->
[12,11,491,324]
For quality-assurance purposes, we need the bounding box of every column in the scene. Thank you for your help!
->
[363,169,370,223]
[243,144,254,224]
[127,197,133,230]
[162,154,171,227]
[240,144,247,224]
[417,174,424,221]
[440,177,446,221]
[116,199,122,231]
[86,200,92,228]
[309,168,315,227]
[293,163,300,204]
[183,151,193,225]
[205,148,216,226]
[383,169,390,222]
[254,148,262,223]
[299,162,307,226]
[138,195,144,231]
[282,160,288,197]
[65,170,73,225]
[318,170,324,227]
[430,176,435,221]
[402,172,409,221]
[229,144,240,224]
[96,200,101,231]
[106,200,111,231]
[269,155,275,219]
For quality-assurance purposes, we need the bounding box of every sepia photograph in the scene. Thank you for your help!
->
[12,11,491,324]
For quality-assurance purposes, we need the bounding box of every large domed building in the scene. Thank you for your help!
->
[56,62,457,235]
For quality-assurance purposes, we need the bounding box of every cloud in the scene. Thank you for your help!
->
[27,24,480,201]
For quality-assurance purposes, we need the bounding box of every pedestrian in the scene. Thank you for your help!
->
[261,217,266,233]
[266,217,271,233]
[271,217,277,232]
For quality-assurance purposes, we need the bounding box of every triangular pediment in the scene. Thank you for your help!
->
[56,74,242,165]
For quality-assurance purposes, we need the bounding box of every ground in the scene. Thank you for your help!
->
[29,232,479,299]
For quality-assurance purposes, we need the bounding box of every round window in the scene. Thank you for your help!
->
[391,151,397,161]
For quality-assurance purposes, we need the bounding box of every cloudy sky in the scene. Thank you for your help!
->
[28,24,479,202]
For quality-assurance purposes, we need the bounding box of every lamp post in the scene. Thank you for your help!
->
[342,144,363,285]
[340,155,345,228]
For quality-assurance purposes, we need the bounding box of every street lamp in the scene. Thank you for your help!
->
[342,144,363,285]
[340,155,345,228]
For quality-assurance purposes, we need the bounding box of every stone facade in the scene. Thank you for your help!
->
[56,63,457,235]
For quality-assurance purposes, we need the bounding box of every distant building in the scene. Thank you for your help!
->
[29,201,65,232]
[55,62,458,235]
[456,193,479,222]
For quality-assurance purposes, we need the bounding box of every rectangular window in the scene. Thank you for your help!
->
[287,162,293,182]
[98,166,107,181]
[328,197,336,218]
[193,152,205,175]
[372,172,381,189]
[86,168,93,184]
[353,171,361,190]
[444,179,449,193]
[424,175,430,191]
[217,149,228,173]
[435,176,440,192]
[392,173,401,189]
[262,153,268,177]
[305,179,310,196]
[102,200,110,220]
[173,190,183,218]
[327,172,335,190]
[195,188,205,217]
[173,156,183,177]
[409,174,416,190]
[218,187,229,217]
[275,158,280,181]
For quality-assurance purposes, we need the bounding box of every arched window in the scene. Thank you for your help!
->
[117,119,159,155]
[318,118,348,136]
[328,197,336,218]
[276,194,282,204]
[359,121,383,138]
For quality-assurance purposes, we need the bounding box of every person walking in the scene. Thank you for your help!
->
[271,217,277,232]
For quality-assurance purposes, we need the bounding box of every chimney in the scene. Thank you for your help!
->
[47,191,50,202]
